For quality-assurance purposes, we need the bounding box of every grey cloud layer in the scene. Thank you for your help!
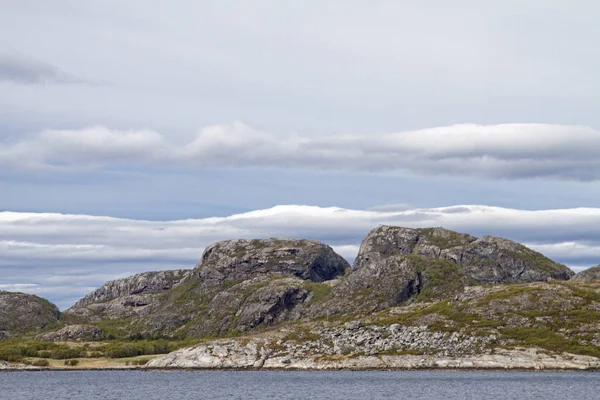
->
[2,122,600,180]
[2,204,600,309]
[0,51,84,85]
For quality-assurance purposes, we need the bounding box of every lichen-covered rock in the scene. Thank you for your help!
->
[317,254,470,314]
[64,269,192,321]
[572,265,600,281]
[0,291,60,337]
[354,226,573,284]
[36,324,103,342]
[70,269,192,308]
[353,227,476,270]
[195,238,349,285]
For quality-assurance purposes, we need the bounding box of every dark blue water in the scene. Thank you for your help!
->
[1,371,598,399]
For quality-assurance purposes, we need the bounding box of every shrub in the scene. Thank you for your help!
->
[52,348,83,360]
[64,359,80,367]
[32,359,50,367]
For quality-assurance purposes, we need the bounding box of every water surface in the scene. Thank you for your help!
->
[1,370,598,400]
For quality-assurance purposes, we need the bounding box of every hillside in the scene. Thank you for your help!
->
[4,225,600,370]
[0,292,61,339]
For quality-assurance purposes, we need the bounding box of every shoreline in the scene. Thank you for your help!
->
[4,365,600,373]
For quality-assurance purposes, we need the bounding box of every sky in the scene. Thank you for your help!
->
[1,0,600,309]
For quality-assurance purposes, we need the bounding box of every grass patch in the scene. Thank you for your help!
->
[304,282,333,303]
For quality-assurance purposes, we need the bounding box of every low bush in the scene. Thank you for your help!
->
[32,359,50,367]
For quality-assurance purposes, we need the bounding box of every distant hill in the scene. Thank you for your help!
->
[7,226,600,370]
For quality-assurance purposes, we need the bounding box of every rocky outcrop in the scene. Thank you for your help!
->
[70,269,192,308]
[36,324,103,342]
[354,226,573,284]
[194,238,349,285]
[183,277,310,336]
[146,327,600,371]
[53,228,573,341]
[0,291,60,338]
[572,265,600,281]
[60,238,350,338]
[321,254,470,314]
[64,269,191,321]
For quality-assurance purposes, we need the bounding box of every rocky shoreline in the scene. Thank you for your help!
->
[144,323,600,371]
[4,352,600,372]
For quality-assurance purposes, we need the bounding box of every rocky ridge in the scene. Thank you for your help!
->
[7,225,600,371]
[66,269,191,322]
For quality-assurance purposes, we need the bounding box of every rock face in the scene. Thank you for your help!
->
[324,254,469,314]
[0,291,60,338]
[354,226,573,284]
[572,265,600,281]
[36,324,103,342]
[195,238,349,284]
[64,269,192,321]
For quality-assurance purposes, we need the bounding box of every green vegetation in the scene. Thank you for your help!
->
[282,327,320,343]
[304,282,333,303]
[476,285,541,306]
[499,327,600,358]
[417,228,472,249]
[0,338,201,363]
[407,255,472,301]
[513,245,567,274]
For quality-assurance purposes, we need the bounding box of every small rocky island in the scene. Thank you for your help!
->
[3,226,600,371]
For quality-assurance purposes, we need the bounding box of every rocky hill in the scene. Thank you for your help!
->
[56,227,575,341]
[572,265,600,282]
[0,291,60,339]
[62,238,350,339]
[6,225,600,370]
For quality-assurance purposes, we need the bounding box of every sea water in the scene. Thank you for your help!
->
[1,370,598,400]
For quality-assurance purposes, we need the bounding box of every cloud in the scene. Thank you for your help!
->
[0,51,86,85]
[2,204,600,309]
[2,122,600,180]
[0,126,166,170]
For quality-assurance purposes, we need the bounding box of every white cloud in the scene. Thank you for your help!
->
[2,122,599,180]
[2,204,600,309]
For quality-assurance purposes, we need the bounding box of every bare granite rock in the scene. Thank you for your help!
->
[572,265,600,281]
[36,324,103,342]
[146,325,600,370]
